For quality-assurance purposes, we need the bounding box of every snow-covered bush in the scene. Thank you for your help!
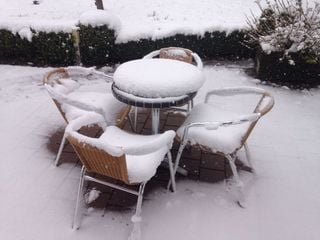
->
[0,29,76,66]
[246,0,320,88]
[247,0,320,64]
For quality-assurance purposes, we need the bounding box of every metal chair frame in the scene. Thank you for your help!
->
[172,87,274,205]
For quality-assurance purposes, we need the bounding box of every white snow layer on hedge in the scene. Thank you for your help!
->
[79,10,121,31]
[0,0,263,41]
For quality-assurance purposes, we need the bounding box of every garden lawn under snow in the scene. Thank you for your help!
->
[0,63,319,240]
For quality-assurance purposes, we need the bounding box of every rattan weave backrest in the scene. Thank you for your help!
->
[68,135,130,184]
[159,47,193,64]
[43,68,70,123]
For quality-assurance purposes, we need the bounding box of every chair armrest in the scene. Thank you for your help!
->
[180,113,261,142]
[204,87,267,103]
[66,66,114,83]
[191,52,203,70]
[45,84,105,118]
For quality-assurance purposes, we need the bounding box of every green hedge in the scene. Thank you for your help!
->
[79,26,253,66]
[0,25,253,66]
[78,25,117,66]
[256,49,320,89]
[0,29,75,66]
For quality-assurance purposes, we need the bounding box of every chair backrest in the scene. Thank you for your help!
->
[43,68,71,122]
[65,113,131,184]
[204,87,274,151]
[159,47,193,63]
[44,68,130,127]
[68,134,130,184]
[143,47,203,69]
[242,90,274,147]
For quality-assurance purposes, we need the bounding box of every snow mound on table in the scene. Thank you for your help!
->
[113,59,205,98]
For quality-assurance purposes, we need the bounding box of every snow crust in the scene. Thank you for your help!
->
[113,59,205,98]
[1,60,320,240]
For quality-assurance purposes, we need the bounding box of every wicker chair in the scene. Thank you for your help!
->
[143,47,203,70]
[173,87,274,206]
[66,114,176,237]
[43,67,130,166]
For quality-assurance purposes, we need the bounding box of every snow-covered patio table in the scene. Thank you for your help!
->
[112,58,205,134]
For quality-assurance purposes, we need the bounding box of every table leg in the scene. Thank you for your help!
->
[151,108,160,134]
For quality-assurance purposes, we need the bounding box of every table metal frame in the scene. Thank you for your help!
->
[112,83,196,134]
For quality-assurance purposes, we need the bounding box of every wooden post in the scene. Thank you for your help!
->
[72,30,82,66]
[95,0,104,10]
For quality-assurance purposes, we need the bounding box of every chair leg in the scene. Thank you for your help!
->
[174,141,187,174]
[135,183,146,219]
[129,183,146,240]
[225,154,245,206]
[127,115,135,132]
[72,166,86,230]
[167,140,187,190]
[244,143,255,174]
[166,152,176,192]
[127,107,138,132]
[134,107,138,132]
[54,131,67,166]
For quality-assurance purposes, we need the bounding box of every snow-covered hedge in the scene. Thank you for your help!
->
[0,26,252,66]
[0,7,253,67]
[0,29,75,66]
[80,27,252,66]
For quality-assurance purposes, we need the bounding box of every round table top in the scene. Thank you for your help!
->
[113,58,205,98]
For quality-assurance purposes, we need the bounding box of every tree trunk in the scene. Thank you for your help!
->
[95,0,104,10]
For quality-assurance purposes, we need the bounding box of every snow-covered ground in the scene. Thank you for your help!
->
[0,63,319,240]
[0,0,262,42]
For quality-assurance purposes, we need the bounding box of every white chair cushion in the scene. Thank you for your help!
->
[100,126,168,183]
[61,92,126,124]
[177,103,251,154]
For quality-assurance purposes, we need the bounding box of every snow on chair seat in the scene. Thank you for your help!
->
[176,103,253,154]
[66,113,176,239]
[43,67,130,166]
